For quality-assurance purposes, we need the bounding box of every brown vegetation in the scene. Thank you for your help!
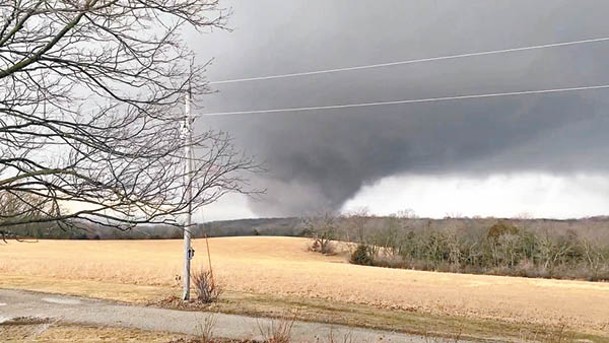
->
[2,237,609,337]
[328,215,609,281]
[0,318,185,342]
[256,315,295,343]
[192,268,223,304]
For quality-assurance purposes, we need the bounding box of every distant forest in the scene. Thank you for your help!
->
[3,217,308,240]
[5,215,609,241]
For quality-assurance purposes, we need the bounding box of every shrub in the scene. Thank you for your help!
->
[191,268,222,304]
[195,313,217,343]
[487,221,519,242]
[257,315,294,343]
[305,212,338,255]
[310,238,336,255]
[350,244,373,266]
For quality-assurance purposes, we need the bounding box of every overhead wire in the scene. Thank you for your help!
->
[205,35,609,116]
[204,83,609,116]
[209,36,609,85]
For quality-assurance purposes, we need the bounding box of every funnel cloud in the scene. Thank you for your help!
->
[192,0,609,217]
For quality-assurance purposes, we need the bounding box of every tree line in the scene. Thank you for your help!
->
[306,212,609,281]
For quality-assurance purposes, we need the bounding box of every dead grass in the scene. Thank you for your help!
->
[195,313,217,343]
[2,237,609,340]
[0,319,186,342]
[256,315,295,343]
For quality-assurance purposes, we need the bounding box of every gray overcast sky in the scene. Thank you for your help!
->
[188,0,609,220]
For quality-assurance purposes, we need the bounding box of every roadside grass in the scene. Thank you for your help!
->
[0,274,170,303]
[2,274,608,342]
[0,317,187,342]
[256,314,295,343]
[215,292,608,343]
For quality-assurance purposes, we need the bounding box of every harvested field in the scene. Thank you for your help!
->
[1,237,609,336]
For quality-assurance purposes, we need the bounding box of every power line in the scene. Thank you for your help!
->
[204,83,609,116]
[210,36,609,85]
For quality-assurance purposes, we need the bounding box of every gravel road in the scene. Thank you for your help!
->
[0,288,465,342]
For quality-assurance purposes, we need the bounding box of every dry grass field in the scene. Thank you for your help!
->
[2,237,609,339]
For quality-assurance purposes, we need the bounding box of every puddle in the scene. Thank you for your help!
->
[41,297,82,305]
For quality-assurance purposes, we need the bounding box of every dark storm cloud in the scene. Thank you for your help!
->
[191,0,609,216]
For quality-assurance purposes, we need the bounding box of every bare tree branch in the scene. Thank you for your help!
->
[0,0,257,231]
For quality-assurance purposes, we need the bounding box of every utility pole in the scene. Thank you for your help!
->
[182,90,194,301]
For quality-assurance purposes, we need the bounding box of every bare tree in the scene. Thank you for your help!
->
[0,0,257,233]
[305,211,340,255]
[0,190,66,241]
[342,208,370,245]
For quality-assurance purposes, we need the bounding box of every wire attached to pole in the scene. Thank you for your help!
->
[203,83,609,117]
